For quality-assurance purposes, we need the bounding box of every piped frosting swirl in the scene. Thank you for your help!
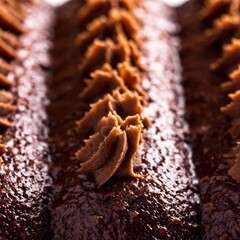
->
[75,0,148,185]
[76,112,143,185]
[0,1,28,158]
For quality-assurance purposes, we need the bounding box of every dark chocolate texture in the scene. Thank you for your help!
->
[2,0,239,239]
[48,0,200,239]
[0,2,53,240]
[178,0,240,239]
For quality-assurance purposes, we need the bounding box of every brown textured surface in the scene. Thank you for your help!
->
[74,0,148,185]
[178,0,240,239]
[0,1,25,129]
[48,0,200,239]
[3,0,240,238]
[0,2,53,240]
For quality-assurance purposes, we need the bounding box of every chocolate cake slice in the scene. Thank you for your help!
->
[0,1,53,239]
[48,0,200,239]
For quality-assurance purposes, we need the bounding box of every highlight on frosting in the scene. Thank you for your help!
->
[0,2,25,34]
[75,7,140,50]
[203,0,240,182]
[221,67,240,139]
[0,5,22,122]
[227,144,240,182]
[75,0,148,185]
[204,14,240,46]
[77,0,135,26]
[200,0,231,22]
[76,112,143,185]
[221,67,240,93]
[80,63,146,102]
[211,39,240,71]
[78,32,142,77]
[77,90,143,136]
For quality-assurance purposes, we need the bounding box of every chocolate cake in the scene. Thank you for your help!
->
[48,0,200,239]
[0,1,53,239]
[178,0,240,238]
[0,0,239,239]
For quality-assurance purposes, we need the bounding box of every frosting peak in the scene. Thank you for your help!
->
[204,0,240,182]
[76,112,143,185]
[75,0,148,185]
[228,144,240,182]
[0,2,25,129]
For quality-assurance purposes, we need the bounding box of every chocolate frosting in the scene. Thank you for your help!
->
[49,0,200,238]
[75,8,140,50]
[80,63,146,103]
[202,0,240,182]
[221,88,240,181]
[0,4,24,34]
[200,0,231,22]
[76,89,144,185]
[76,112,143,185]
[77,90,143,133]
[78,34,142,78]
[222,67,240,93]
[0,1,53,238]
[211,38,240,71]
[75,0,148,185]
[77,0,135,26]
[0,1,26,145]
[178,0,240,237]
[205,14,240,45]
[80,64,128,102]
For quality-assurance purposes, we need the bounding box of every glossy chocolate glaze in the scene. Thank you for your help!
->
[178,1,240,239]
[0,3,53,240]
[48,0,200,239]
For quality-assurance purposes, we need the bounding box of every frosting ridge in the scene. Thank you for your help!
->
[75,0,148,185]
[0,1,27,143]
[203,0,240,182]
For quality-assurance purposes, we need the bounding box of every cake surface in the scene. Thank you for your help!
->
[48,0,200,239]
[178,0,240,238]
[0,1,53,239]
[0,0,239,239]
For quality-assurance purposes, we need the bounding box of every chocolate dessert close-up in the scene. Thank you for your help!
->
[0,0,239,239]
[178,0,240,238]
[0,1,53,239]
